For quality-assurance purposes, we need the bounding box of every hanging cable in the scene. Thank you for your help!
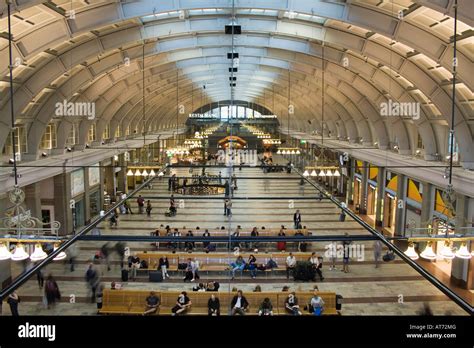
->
[448,0,458,190]
[7,1,18,185]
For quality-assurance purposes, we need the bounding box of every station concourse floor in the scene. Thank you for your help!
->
[3,161,468,316]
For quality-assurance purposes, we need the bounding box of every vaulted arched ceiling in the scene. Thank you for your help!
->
[0,0,472,167]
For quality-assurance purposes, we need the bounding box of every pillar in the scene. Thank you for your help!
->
[359,161,369,214]
[420,182,434,229]
[83,167,91,223]
[394,174,407,236]
[24,182,42,219]
[53,172,72,236]
[104,163,115,197]
[375,167,386,227]
[346,158,354,205]
[116,154,127,194]
[451,196,473,289]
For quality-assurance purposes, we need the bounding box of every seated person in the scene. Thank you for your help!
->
[258,297,274,316]
[171,291,192,316]
[230,290,249,316]
[184,230,195,251]
[307,290,325,316]
[143,291,160,315]
[192,283,206,292]
[230,256,246,280]
[247,254,257,279]
[206,281,220,292]
[285,292,302,316]
[208,294,220,316]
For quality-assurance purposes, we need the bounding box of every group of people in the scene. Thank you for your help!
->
[140,289,325,316]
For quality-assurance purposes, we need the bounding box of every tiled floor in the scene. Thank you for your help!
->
[2,161,469,316]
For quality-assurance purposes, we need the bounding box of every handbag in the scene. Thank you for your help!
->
[383,251,395,262]
[178,263,187,270]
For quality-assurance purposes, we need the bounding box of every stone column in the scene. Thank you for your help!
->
[359,161,369,214]
[394,174,407,236]
[346,158,354,205]
[116,154,127,194]
[53,171,72,236]
[83,167,91,223]
[420,182,434,229]
[375,167,386,227]
[24,182,42,219]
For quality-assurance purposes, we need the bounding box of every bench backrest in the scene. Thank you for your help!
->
[101,289,336,314]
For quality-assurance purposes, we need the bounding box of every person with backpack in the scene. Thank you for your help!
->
[285,292,302,315]
[7,291,20,316]
[146,200,152,217]
[44,274,60,309]
[308,290,325,316]
[137,195,145,214]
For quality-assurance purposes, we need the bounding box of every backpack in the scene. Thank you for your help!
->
[383,251,395,262]
[140,260,148,269]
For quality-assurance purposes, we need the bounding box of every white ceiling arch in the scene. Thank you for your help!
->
[0,0,472,167]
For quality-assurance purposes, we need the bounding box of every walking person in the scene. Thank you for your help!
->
[85,263,100,303]
[374,239,383,268]
[44,274,61,309]
[342,233,352,273]
[7,291,20,316]
[68,243,78,272]
[293,209,302,229]
[146,200,152,217]
[137,195,145,214]
[225,199,232,217]
[36,266,44,289]
[224,179,230,197]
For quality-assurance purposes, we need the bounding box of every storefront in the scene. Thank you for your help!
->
[405,179,423,231]
[383,171,397,234]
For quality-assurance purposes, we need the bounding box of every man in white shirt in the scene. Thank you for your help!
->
[286,252,297,279]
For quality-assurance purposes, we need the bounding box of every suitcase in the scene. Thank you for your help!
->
[149,271,163,282]
[121,269,129,281]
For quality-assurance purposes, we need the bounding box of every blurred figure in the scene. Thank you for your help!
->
[114,242,126,269]
[100,243,111,272]
[418,303,433,316]
[7,291,20,316]
[85,263,100,303]
[374,240,383,268]
[68,243,78,272]
[96,283,104,312]
[44,274,60,309]
[146,200,152,217]
[36,266,44,289]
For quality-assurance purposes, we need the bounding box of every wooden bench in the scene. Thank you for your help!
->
[99,289,338,315]
[135,252,316,273]
[153,228,308,237]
